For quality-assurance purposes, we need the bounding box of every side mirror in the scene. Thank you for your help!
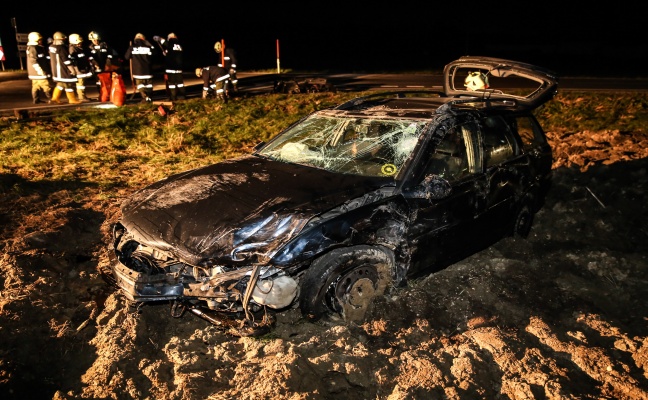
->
[405,175,452,200]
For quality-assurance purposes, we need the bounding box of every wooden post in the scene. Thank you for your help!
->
[221,39,225,68]
[276,39,280,74]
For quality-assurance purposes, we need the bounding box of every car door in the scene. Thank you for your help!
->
[404,120,487,276]
[474,115,532,237]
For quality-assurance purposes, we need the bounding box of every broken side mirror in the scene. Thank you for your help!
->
[405,174,452,200]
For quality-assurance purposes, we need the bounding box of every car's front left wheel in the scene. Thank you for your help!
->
[299,245,394,323]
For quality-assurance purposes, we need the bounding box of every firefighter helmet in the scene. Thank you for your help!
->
[195,68,203,78]
[53,32,67,41]
[69,33,82,45]
[214,41,223,53]
[167,32,177,40]
[88,31,100,41]
[464,71,489,91]
[135,33,146,40]
[27,32,42,44]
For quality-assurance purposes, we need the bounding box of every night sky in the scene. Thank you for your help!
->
[1,2,646,77]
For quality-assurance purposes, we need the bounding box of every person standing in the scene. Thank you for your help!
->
[195,66,229,102]
[153,33,185,101]
[214,39,238,94]
[49,31,80,104]
[124,33,155,103]
[26,32,53,104]
[88,31,120,102]
[69,33,98,101]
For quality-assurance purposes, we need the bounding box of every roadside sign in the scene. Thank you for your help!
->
[16,33,28,43]
[17,45,26,51]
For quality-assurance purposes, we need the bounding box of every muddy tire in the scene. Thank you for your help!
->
[299,245,394,323]
[513,204,534,238]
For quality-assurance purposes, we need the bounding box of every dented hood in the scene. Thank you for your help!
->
[119,155,386,265]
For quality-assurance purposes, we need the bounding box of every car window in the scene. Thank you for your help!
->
[511,115,548,150]
[425,122,480,180]
[482,116,519,167]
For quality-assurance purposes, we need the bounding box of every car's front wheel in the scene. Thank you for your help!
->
[299,245,394,323]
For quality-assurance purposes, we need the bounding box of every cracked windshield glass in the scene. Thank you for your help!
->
[258,114,428,177]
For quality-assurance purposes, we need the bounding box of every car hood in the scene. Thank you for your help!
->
[119,155,388,265]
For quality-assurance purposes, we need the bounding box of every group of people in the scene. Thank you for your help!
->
[27,31,112,104]
[26,30,239,105]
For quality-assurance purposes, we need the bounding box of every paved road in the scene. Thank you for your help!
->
[2,71,648,117]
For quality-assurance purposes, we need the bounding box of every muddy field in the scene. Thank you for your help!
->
[1,129,647,399]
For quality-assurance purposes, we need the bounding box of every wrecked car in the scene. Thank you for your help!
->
[109,56,558,336]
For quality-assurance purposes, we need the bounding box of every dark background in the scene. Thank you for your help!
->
[1,2,646,77]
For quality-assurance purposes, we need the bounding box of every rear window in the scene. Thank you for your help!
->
[512,116,548,150]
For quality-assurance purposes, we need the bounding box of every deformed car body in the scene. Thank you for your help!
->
[109,56,558,336]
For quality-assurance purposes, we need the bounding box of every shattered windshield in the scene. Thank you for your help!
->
[257,113,429,177]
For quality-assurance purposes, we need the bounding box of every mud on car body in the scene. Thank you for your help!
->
[109,56,558,336]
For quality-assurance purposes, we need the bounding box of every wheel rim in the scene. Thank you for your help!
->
[332,266,379,322]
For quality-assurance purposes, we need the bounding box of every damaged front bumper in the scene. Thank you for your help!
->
[109,223,298,335]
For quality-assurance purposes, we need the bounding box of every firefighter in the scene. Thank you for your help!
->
[153,33,185,101]
[26,32,53,104]
[49,32,80,104]
[88,31,120,102]
[124,33,155,103]
[195,66,229,102]
[214,40,238,94]
[69,33,99,101]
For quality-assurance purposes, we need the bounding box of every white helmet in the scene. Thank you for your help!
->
[135,33,146,40]
[195,68,203,78]
[214,41,222,53]
[27,32,42,44]
[464,71,489,91]
[69,33,82,45]
[167,32,177,40]
[53,31,67,41]
[88,31,100,41]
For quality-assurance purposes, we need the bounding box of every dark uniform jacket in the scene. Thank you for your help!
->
[161,37,183,74]
[26,42,51,80]
[217,47,237,71]
[124,39,155,79]
[89,41,120,72]
[70,44,97,79]
[49,41,77,83]
[201,65,230,89]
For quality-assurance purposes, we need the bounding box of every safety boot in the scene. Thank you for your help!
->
[77,90,90,102]
[66,91,81,104]
[51,87,62,104]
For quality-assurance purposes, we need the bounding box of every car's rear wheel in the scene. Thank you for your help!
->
[299,245,394,323]
[513,204,534,238]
